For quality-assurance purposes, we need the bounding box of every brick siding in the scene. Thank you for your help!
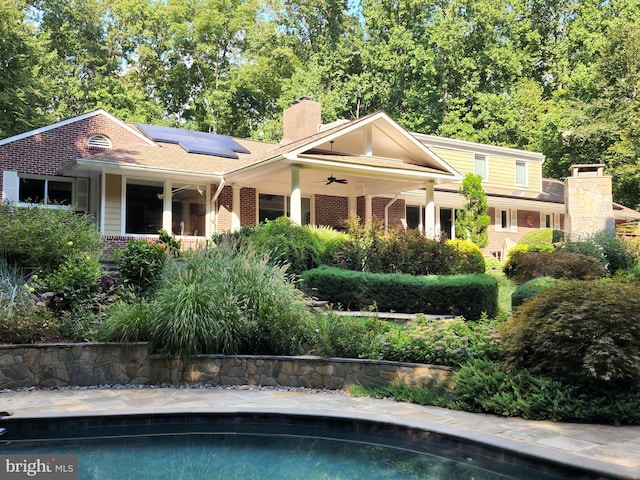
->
[315,194,348,227]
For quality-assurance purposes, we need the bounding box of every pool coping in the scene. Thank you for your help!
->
[2,396,638,480]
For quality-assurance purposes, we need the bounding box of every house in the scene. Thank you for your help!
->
[1,97,639,259]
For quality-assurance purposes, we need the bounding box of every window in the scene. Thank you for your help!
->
[259,194,311,224]
[125,179,163,234]
[19,176,73,205]
[406,205,422,229]
[171,183,206,236]
[496,209,514,232]
[515,160,527,186]
[474,154,487,180]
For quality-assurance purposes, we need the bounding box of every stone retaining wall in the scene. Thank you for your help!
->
[0,343,455,390]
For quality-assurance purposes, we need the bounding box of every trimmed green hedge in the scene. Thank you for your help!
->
[300,266,498,321]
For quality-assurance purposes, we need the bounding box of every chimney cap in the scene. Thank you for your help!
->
[292,95,313,105]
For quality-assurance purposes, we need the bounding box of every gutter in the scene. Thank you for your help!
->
[384,194,400,232]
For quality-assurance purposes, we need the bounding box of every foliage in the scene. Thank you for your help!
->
[150,246,312,359]
[309,313,502,367]
[57,304,102,342]
[502,250,607,284]
[158,228,182,257]
[510,277,560,309]
[0,301,59,344]
[558,231,637,274]
[0,259,38,314]
[352,359,640,424]
[114,239,168,294]
[301,266,499,321]
[98,299,154,343]
[252,217,323,276]
[501,280,640,389]
[325,217,479,276]
[0,204,101,271]
[447,239,486,274]
[41,252,103,311]
[455,174,490,248]
[518,228,565,248]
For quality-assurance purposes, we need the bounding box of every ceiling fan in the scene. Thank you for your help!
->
[326,174,348,185]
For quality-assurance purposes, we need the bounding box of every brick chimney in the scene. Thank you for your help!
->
[282,96,322,144]
[565,164,615,238]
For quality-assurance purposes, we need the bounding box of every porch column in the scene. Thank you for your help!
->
[365,195,373,224]
[162,179,172,234]
[290,166,302,225]
[231,185,241,231]
[424,181,436,238]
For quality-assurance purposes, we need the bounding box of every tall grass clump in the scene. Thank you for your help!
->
[150,245,312,359]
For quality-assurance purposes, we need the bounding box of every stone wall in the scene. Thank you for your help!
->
[0,343,454,391]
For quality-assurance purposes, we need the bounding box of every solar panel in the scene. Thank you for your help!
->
[179,141,239,159]
[136,123,251,158]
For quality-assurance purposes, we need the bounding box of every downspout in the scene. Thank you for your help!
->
[211,178,226,234]
[384,194,399,232]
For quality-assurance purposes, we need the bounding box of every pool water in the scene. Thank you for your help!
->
[0,413,595,479]
[3,433,510,479]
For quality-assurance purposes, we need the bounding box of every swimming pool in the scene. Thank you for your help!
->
[0,412,603,479]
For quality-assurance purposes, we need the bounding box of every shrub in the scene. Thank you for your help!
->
[309,314,392,359]
[0,302,59,344]
[57,304,102,342]
[502,250,606,284]
[301,266,499,321]
[41,253,103,311]
[114,239,168,294]
[447,239,485,274]
[150,247,313,359]
[0,204,101,271]
[252,217,323,275]
[518,228,564,248]
[558,231,637,274]
[501,280,640,389]
[510,277,560,309]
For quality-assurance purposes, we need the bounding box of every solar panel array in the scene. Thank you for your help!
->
[136,124,250,159]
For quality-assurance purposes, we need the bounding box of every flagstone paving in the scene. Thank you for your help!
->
[1,386,639,479]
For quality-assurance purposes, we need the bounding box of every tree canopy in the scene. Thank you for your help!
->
[3,0,640,208]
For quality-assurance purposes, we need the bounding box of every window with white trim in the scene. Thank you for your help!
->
[259,193,311,224]
[474,153,488,181]
[18,176,73,205]
[496,208,516,232]
[125,178,163,234]
[515,160,527,187]
[171,183,206,236]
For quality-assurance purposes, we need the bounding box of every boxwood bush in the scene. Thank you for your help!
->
[301,266,498,320]
[511,277,560,309]
[501,280,640,389]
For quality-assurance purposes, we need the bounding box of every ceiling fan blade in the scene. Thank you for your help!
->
[336,179,348,184]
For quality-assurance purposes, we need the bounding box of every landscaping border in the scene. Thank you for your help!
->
[0,343,455,390]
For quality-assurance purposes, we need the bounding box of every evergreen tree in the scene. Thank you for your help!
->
[455,173,490,248]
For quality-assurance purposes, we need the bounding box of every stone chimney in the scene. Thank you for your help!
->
[565,164,615,238]
[282,96,322,144]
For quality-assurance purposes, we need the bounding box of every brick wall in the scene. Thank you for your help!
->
[240,187,256,226]
[0,114,149,201]
[315,194,349,227]
[372,197,406,229]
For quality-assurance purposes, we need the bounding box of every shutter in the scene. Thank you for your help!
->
[2,171,19,203]
[75,178,89,212]
[510,209,518,233]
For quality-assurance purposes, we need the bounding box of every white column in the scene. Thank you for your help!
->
[365,194,373,224]
[231,185,241,231]
[290,166,302,225]
[162,179,172,234]
[424,181,435,238]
